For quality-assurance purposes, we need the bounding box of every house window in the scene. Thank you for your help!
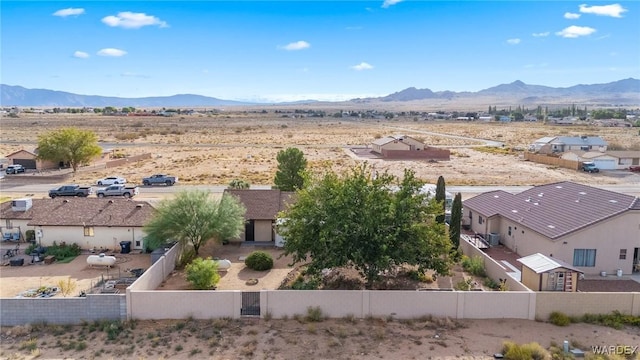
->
[619,249,627,260]
[573,249,596,267]
[508,226,512,236]
[478,216,483,225]
[84,226,94,237]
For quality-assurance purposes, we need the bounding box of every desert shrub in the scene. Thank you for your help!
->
[407,270,433,283]
[305,306,324,322]
[578,311,640,329]
[502,341,549,360]
[57,277,77,297]
[461,255,486,277]
[483,277,499,290]
[549,311,571,327]
[290,275,321,290]
[245,251,273,271]
[228,178,250,189]
[186,257,220,290]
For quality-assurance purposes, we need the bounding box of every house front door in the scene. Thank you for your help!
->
[245,220,255,242]
[634,248,639,273]
[555,272,565,291]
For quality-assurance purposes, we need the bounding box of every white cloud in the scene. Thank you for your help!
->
[564,12,581,19]
[507,38,521,45]
[351,62,374,71]
[280,41,310,51]
[53,8,85,17]
[532,32,550,37]
[97,48,127,57]
[102,12,168,29]
[579,3,627,18]
[555,25,596,38]
[73,51,89,59]
[382,0,403,8]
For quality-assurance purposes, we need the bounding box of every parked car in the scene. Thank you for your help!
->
[5,164,25,174]
[581,162,599,173]
[48,185,94,198]
[96,184,139,198]
[96,176,127,186]
[629,166,640,172]
[142,174,178,186]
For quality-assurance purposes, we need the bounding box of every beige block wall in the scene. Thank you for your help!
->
[264,290,366,318]
[129,291,242,320]
[38,226,146,251]
[381,141,410,151]
[536,292,640,319]
[458,292,534,319]
[521,267,540,291]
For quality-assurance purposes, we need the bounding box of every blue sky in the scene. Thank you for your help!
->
[2,1,639,102]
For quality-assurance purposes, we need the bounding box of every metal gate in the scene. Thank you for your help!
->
[240,292,260,316]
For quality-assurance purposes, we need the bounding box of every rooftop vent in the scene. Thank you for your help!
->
[547,225,556,229]
[609,200,618,203]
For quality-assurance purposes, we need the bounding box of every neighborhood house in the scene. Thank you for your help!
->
[0,198,155,251]
[517,253,583,292]
[5,148,111,171]
[370,134,450,161]
[561,150,640,170]
[529,136,608,154]
[462,181,640,276]
[224,189,295,245]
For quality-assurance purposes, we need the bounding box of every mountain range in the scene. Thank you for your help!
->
[1,78,639,107]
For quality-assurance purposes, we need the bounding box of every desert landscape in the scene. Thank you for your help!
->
[1,111,640,360]
[1,111,639,189]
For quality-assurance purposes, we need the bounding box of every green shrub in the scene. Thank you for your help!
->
[502,341,549,360]
[46,242,81,261]
[305,306,324,322]
[25,230,36,242]
[186,257,220,290]
[461,255,486,277]
[549,311,571,327]
[245,251,273,271]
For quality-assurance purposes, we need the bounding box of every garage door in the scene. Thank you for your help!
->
[592,159,616,170]
[13,159,36,169]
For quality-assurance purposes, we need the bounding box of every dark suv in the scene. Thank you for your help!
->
[5,164,25,174]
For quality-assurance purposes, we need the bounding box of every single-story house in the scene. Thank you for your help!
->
[5,147,112,171]
[224,189,295,244]
[370,134,450,161]
[560,150,640,170]
[462,181,640,275]
[517,253,583,292]
[532,136,608,154]
[0,198,155,251]
[371,134,424,154]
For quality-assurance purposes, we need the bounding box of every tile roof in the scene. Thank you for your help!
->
[0,198,155,227]
[517,253,583,274]
[462,181,638,240]
[224,189,295,220]
[552,136,608,146]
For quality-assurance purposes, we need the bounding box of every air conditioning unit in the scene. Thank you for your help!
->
[11,198,32,212]
[488,233,501,246]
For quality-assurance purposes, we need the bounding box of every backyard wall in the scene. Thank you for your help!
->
[524,152,581,170]
[381,148,450,161]
[535,292,640,319]
[460,236,530,292]
[0,294,126,326]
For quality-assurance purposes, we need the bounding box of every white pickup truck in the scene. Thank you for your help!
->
[96,184,140,198]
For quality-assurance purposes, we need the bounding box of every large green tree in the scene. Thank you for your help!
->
[280,164,451,288]
[449,192,463,252]
[435,175,447,224]
[37,127,102,172]
[274,147,307,191]
[144,190,246,256]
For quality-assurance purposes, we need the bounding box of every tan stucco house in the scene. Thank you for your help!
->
[532,136,608,154]
[371,134,424,154]
[4,148,112,171]
[463,181,640,276]
[224,189,295,244]
[517,253,583,292]
[0,198,155,251]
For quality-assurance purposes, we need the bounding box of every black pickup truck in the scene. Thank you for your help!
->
[48,185,94,198]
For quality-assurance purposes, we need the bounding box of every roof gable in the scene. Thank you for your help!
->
[224,189,295,220]
[517,253,583,273]
[553,136,608,146]
[463,181,638,239]
[0,198,155,227]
